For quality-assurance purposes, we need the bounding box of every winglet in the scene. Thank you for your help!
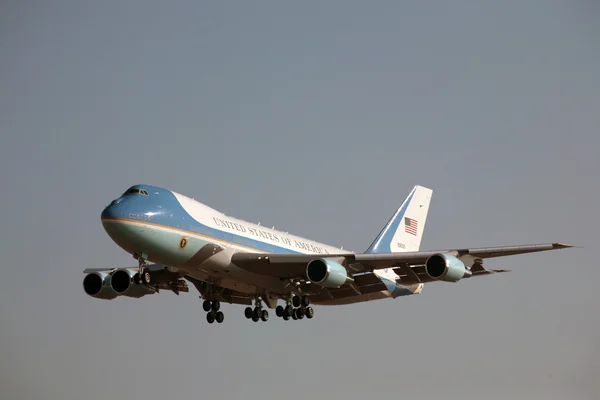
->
[553,242,582,249]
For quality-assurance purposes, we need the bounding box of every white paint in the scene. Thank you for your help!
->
[390,185,432,253]
[171,190,350,255]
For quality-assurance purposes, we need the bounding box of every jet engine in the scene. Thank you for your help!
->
[109,268,156,298]
[306,258,352,288]
[83,271,119,300]
[424,253,472,282]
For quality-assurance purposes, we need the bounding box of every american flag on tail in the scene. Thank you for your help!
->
[404,217,418,236]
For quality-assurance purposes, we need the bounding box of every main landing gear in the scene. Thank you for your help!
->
[275,295,313,321]
[201,295,313,324]
[244,297,269,322]
[203,300,224,324]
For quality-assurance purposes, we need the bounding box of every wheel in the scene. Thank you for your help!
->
[283,314,290,321]
[301,296,310,307]
[211,301,220,312]
[253,308,261,319]
[252,315,259,322]
[305,307,314,319]
[261,310,269,322]
[142,271,151,284]
[275,305,284,317]
[297,308,305,318]
[215,311,224,323]
[285,305,293,316]
[292,312,298,320]
[206,312,215,324]
[133,273,140,285]
[292,295,300,308]
[244,307,253,319]
[203,300,212,312]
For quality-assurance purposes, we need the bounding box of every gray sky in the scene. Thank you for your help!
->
[1,1,599,399]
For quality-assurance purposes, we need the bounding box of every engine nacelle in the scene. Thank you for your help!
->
[306,258,352,288]
[109,268,156,298]
[425,253,472,282]
[83,271,119,300]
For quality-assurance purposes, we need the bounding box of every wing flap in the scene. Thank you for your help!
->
[308,272,389,301]
[231,253,351,278]
[353,242,576,269]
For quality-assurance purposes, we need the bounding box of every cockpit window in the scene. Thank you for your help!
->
[123,188,149,196]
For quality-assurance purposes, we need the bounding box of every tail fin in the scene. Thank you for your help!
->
[365,185,432,254]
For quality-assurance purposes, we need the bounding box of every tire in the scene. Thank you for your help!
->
[244,307,253,319]
[285,305,293,316]
[261,310,269,322]
[292,296,300,308]
[203,300,212,312]
[211,301,220,312]
[215,311,224,323]
[206,312,215,324]
[275,305,284,317]
[301,296,310,307]
[305,307,314,319]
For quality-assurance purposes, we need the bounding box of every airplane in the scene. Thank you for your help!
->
[84,184,577,324]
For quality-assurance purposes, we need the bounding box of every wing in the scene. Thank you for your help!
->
[231,242,578,286]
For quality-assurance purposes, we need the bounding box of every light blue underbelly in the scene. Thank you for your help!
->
[102,220,213,266]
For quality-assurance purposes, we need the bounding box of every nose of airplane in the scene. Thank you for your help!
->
[101,197,125,220]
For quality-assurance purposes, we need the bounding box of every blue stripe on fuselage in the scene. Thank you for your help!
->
[101,184,305,255]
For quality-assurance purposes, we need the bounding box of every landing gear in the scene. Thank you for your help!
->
[203,300,223,324]
[261,309,269,321]
[245,297,269,322]
[277,295,313,321]
[134,252,151,284]
[305,306,314,319]
[202,294,313,323]
[215,311,224,323]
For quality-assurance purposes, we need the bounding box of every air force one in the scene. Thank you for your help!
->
[84,184,576,324]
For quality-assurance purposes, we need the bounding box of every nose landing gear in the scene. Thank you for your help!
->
[133,252,151,285]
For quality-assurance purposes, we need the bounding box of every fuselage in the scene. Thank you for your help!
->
[100,185,420,304]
